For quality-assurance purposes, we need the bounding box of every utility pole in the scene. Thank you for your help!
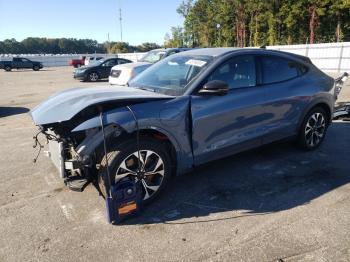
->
[107,32,110,53]
[119,0,123,42]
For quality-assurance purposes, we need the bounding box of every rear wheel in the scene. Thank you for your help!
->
[88,72,99,82]
[98,138,172,204]
[4,66,11,72]
[298,107,329,150]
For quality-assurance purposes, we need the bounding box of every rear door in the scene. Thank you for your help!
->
[257,55,309,143]
[191,55,267,165]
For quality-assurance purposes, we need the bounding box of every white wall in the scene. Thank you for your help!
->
[1,42,349,72]
[267,42,350,72]
[0,53,145,67]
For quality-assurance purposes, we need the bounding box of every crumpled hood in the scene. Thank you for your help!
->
[30,85,172,125]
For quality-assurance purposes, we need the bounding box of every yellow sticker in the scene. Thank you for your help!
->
[118,202,137,215]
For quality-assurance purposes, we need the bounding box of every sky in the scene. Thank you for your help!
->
[0,0,184,45]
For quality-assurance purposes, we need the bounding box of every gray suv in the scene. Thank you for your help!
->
[31,48,339,203]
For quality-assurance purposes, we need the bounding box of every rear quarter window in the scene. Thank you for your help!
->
[260,56,304,84]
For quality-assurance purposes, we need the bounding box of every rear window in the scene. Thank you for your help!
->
[118,59,130,64]
[261,56,299,84]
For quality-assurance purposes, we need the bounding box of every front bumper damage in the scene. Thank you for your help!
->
[34,124,123,191]
[47,139,65,178]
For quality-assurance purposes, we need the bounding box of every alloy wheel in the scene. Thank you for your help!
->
[115,150,165,200]
[304,112,326,147]
[89,72,98,81]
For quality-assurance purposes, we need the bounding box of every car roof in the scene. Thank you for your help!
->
[151,48,192,52]
[177,47,240,57]
[173,47,311,63]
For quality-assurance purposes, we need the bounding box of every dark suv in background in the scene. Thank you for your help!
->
[0,57,43,71]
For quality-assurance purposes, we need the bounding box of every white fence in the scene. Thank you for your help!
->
[0,53,145,67]
[268,42,350,72]
[1,42,349,72]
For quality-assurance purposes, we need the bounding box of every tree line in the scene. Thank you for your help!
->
[0,37,161,54]
[165,0,350,48]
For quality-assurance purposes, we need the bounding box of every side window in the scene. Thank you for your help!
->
[209,55,256,89]
[103,59,117,67]
[118,59,129,65]
[261,56,299,84]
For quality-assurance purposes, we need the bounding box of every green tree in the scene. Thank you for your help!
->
[109,42,133,53]
[136,42,161,52]
[164,26,185,47]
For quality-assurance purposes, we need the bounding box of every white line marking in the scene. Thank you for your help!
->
[57,199,75,221]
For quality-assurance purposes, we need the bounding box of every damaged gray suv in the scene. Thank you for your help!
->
[31,48,339,203]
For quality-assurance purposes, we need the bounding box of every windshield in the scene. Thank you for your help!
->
[140,50,166,63]
[129,54,213,96]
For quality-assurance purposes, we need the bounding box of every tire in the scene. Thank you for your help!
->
[98,137,172,204]
[76,64,81,68]
[33,65,40,71]
[4,66,11,72]
[298,107,329,150]
[88,72,99,82]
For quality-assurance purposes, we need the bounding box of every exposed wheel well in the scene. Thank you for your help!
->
[312,103,332,124]
[127,129,177,172]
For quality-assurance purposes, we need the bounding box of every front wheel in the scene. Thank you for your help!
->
[98,138,172,204]
[33,65,40,71]
[4,66,11,72]
[88,72,99,82]
[298,107,329,150]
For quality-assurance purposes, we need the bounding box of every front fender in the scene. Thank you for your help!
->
[72,97,194,175]
[72,107,135,132]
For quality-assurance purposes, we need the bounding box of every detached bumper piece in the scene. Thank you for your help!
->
[333,103,350,120]
[47,138,91,192]
[333,72,349,120]
[65,176,89,192]
[63,159,91,192]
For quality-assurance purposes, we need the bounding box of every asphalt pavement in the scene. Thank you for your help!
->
[0,67,349,262]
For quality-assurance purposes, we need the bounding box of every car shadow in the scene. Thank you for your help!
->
[100,121,350,226]
[3,69,54,72]
[0,107,30,117]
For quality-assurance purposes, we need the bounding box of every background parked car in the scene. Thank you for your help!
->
[109,48,191,85]
[69,56,86,68]
[74,57,132,82]
[0,57,43,71]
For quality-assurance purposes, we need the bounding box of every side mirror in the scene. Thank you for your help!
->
[198,80,229,96]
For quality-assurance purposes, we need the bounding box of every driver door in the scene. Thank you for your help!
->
[21,58,32,68]
[191,55,268,165]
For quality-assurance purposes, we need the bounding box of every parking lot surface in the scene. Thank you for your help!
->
[0,67,349,262]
